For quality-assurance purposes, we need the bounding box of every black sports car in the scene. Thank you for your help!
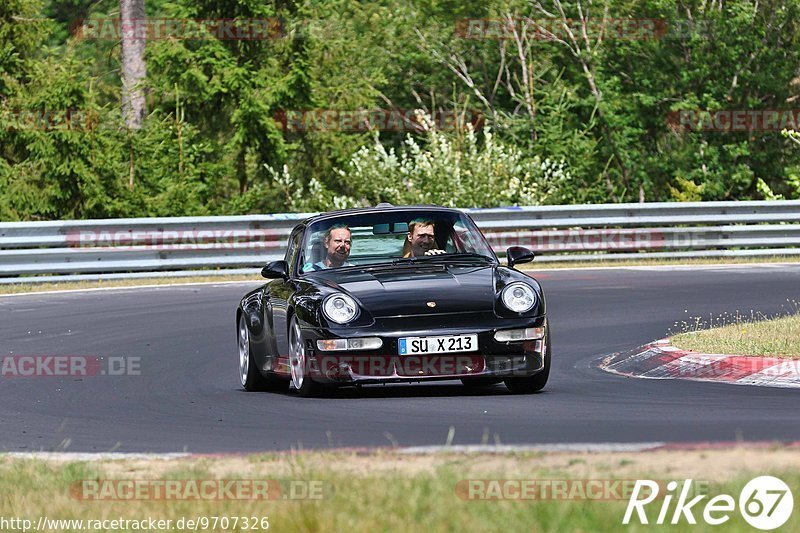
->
[236,204,549,397]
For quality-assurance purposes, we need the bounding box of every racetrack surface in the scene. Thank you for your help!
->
[1,265,799,453]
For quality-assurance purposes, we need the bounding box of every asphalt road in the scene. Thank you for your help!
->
[1,265,799,453]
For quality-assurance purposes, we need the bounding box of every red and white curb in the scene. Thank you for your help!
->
[601,339,800,388]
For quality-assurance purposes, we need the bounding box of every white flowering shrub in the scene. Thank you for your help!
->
[264,163,356,212]
[335,123,571,208]
[782,129,800,199]
[272,116,573,211]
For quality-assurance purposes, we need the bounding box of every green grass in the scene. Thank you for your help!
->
[518,255,800,270]
[671,304,800,358]
[0,275,258,295]
[2,256,799,296]
[1,450,798,532]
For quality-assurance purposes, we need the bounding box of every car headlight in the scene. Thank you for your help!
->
[500,282,537,313]
[322,293,359,324]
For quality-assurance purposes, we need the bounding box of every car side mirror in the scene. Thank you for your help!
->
[261,260,289,279]
[506,246,535,268]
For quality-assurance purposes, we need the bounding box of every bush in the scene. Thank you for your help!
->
[269,116,573,212]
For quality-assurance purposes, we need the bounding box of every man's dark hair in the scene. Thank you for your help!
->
[323,224,351,243]
[407,218,435,234]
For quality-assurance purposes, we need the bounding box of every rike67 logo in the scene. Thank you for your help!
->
[623,476,793,530]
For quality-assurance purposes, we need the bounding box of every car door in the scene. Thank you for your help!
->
[270,229,303,358]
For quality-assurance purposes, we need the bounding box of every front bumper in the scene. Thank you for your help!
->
[301,313,547,384]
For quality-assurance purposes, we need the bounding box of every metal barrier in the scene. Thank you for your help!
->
[2,200,800,283]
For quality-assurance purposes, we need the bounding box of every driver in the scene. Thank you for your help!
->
[403,218,446,257]
[314,224,353,269]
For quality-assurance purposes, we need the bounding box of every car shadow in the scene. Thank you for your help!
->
[236,382,548,399]
[297,382,545,399]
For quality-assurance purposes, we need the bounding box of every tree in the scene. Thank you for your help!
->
[120,0,147,190]
[120,0,147,130]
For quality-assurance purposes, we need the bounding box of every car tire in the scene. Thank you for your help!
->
[289,316,326,398]
[503,329,551,394]
[461,377,502,388]
[239,314,288,392]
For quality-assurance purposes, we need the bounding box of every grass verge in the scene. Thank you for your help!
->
[519,255,800,271]
[671,304,800,358]
[0,275,259,296]
[2,256,800,296]
[1,448,798,532]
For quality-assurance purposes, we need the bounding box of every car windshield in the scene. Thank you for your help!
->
[299,209,497,273]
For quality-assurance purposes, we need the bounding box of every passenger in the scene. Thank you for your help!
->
[403,218,445,257]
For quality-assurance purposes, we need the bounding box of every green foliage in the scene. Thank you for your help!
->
[3,0,800,221]
[0,0,47,93]
[243,120,574,212]
[782,129,800,198]
[233,127,567,213]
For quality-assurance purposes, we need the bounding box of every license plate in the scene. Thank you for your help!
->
[398,334,478,355]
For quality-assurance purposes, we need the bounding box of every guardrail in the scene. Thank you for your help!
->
[2,200,800,284]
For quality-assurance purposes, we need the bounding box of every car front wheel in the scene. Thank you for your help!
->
[239,314,287,392]
[289,316,325,398]
[504,329,551,394]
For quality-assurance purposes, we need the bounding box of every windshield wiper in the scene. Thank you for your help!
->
[392,252,494,265]
[437,252,495,262]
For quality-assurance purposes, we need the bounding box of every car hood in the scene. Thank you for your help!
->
[314,264,497,317]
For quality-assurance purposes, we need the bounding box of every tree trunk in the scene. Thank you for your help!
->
[120,0,147,131]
